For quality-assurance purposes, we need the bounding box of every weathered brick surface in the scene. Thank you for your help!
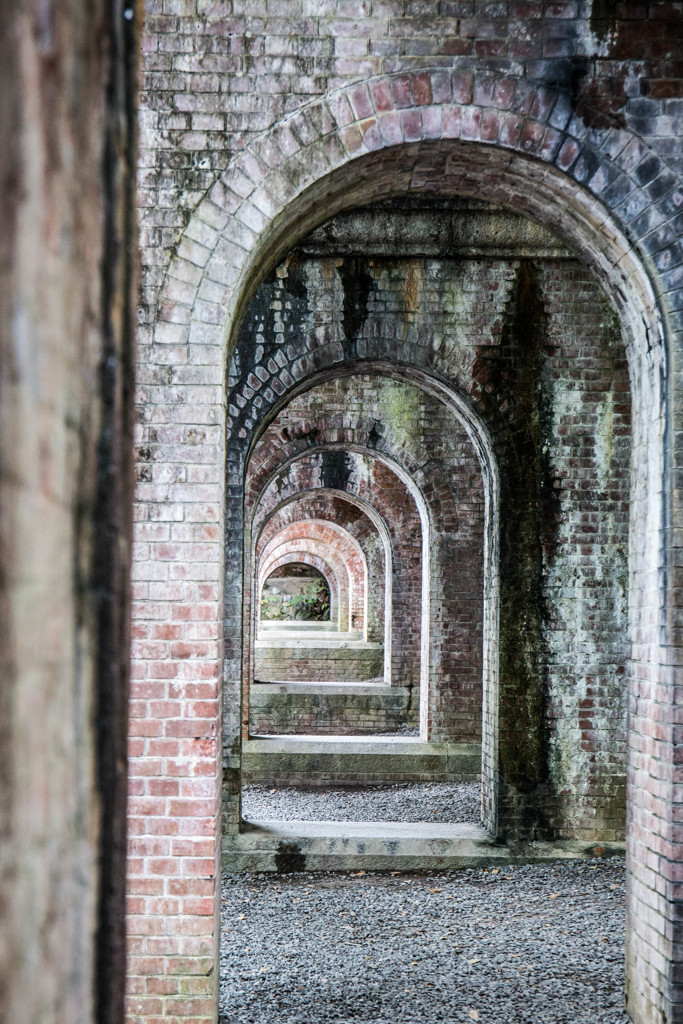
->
[132,10,683,1023]
[0,3,138,1023]
[254,642,384,683]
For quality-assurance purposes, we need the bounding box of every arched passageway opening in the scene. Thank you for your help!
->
[129,92,671,1019]
[230,194,631,846]
[260,563,332,624]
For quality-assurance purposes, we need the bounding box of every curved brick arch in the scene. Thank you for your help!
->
[249,445,428,694]
[256,488,395,688]
[259,554,339,630]
[229,268,618,494]
[246,414,490,751]
[257,535,352,632]
[242,368,493,739]
[242,371,488,565]
[130,63,681,1024]
[240,369,484,727]
[259,520,367,633]
[259,539,350,631]
[154,66,670,373]
[258,532,357,629]
[256,491,388,646]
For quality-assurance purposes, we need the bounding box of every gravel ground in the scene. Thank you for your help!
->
[242,782,481,823]
[220,858,628,1024]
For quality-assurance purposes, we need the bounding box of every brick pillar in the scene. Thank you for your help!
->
[126,454,224,1019]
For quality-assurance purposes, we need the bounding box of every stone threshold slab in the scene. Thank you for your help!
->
[252,681,398,696]
[223,818,625,873]
[255,639,382,650]
[242,818,488,840]
[244,736,478,755]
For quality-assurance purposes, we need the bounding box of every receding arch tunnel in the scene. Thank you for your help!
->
[129,77,671,1018]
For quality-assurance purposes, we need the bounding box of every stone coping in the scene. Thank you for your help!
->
[241,818,488,840]
[244,735,479,756]
[251,680,397,696]
[255,638,381,650]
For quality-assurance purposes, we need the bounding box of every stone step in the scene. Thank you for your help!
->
[259,620,340,632]
[249,683,416,737]
[252,680,391,694]
[242,735,481,785]
[223,818,625,873]
[255,639,384,683]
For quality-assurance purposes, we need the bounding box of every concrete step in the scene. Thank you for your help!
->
[242,735,481,785]
[223,818,625,873]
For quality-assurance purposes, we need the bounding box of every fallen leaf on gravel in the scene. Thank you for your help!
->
[469,1011,480,1020]
[609,884,620,890]
[350,871,366,877]
[547,893,562,898]
[429,888,443,893]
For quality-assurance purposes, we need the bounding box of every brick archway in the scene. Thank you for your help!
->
[153,67,667,364]
[130,70,677,1024]
[256,491,390,646]
[259,521,367,633]
[249,446,425,695]
[259,552,339,630]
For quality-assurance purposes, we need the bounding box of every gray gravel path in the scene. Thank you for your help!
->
[242,782,481,823]
[220,858,628,1024]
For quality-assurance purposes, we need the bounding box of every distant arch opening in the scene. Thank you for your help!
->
[260,563,331,624]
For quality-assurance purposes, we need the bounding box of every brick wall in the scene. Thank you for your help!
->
[132,8,682,1023]
[254,642,384,683]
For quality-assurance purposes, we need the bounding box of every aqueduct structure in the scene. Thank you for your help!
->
[4,5,683,1024]
[130,41,679,1024]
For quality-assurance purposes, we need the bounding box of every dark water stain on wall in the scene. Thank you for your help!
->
[338,257,372,360]
[320,449,352,492]
[477,261,558,839]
